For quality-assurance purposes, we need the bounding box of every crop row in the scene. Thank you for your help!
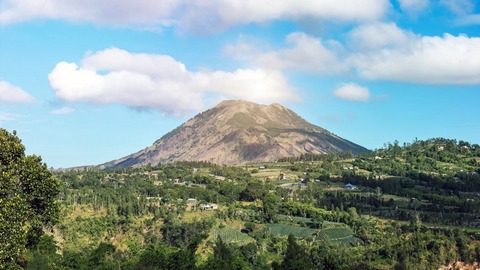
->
[264,224,316,238]
[213,225,254,244]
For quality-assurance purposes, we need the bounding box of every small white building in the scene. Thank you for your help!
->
[345,183,358,190]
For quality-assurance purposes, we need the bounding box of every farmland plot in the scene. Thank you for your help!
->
[213,225,254,245]
[264,224,316,238]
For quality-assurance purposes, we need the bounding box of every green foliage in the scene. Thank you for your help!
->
[26,235,61,270]
[203,237,251,270]
[241,181,268,201]
[244,221,255,233]
[20,137,480,269]
[262,193,281,222]
[0,129,60,268]
[87,242,116,269]
[161,215,214,248]
[275,234,316,270]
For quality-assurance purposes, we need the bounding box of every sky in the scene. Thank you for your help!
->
[1,0,479,168]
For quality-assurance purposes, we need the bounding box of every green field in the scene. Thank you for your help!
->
[317,227,359,246]
[213,225,255,245]
[264,223,316,238]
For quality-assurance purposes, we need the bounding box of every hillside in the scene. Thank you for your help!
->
[104,100,368,168]
[49,137,480,270]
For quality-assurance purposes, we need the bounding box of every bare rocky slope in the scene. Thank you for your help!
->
[103,100,369,167]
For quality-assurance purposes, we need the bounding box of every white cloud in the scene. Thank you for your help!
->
[209,69,297,104]
[440,0,475,15]
[0,0,178,26]
[333,83,370,102]
[439,0,480,26]
[349,23,480,84]
[0,0,390,31]
[178,0,389,33]
[227,32,347,75]
[0,80,35,104]
[48,48,296,115]
[348,22,415,51]
[398,0,429,13]
[456,13,480,25]
[50,107,75,115]
[226,25,480,85]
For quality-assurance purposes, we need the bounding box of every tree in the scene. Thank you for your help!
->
[203,237,249,270]
[87,242,116,269]
[241,181,267,202]
[277,234,315,270]
[0,129,60,268]
[244,221,255,233]
[262,193,280,223]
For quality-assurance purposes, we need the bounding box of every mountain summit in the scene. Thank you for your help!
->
[105,100,368,167]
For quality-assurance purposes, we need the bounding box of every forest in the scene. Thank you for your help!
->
[1,128,480,269]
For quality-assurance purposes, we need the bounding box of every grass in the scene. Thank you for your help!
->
[213,225,254,245]
[317,227,359,246]
[227,112,256,128]
[182,210,216,222]
[252,168,283,178]
[321,221,349,229]
[317,227,353,239]
[264,223,316,238]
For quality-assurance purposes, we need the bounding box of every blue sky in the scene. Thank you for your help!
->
[1,0,479,168]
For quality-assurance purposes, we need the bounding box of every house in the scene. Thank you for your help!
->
[200,203,218,211]
[200,204,211,210]
[186,198,197,204]
[345,183,358,190]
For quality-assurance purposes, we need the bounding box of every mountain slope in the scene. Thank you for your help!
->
[104,100,369,167]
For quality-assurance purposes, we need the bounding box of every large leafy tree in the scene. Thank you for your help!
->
[277,234,315,270]
[0,129,60,268]
[262,192,280,223]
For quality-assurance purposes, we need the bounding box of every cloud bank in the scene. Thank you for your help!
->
[227,22,480,85]
[0,80,35,104]
[349,23,480,84]
[0,0,389,31]
[48,48,295,115]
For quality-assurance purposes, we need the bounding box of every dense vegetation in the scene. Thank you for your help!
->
[2,133,480,269]
[0,129,60,269]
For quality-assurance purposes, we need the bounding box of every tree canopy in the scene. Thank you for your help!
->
[0,129,60,268]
